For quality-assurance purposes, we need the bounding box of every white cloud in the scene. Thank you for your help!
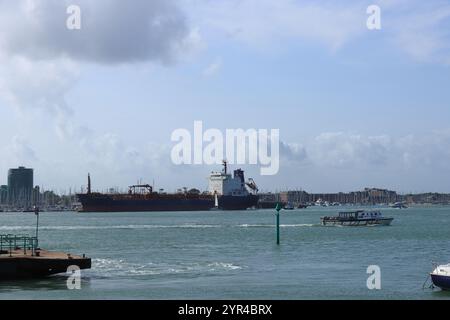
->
[0,0,194,65]
[309,132,391,168]
[274,130,450,192]
[383,1,450,64]
[280,142,308,165]
[0,136,38,178]
[9,136,38,163]
[183,0,450,65]
[0,55,82,143]
[282,131,450,172]
[203,57,223,77]
[185,0,367,51]
[396,130,450,169]
[0,0,200,144]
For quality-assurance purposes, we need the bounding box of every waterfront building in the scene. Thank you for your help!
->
[7,166,34,207]
[276,188,401,205]
[0,185,7,205]
[279,191,309,204]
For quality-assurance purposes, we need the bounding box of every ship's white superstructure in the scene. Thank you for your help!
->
[208,161,249,197]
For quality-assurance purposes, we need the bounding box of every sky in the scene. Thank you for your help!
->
[0,0,450,194]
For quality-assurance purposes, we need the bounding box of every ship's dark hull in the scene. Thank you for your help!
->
[77,193,259,212]
[218,195,259,210]
[431,274,450,291]
[77,194,214,212]
[257,201,278,209]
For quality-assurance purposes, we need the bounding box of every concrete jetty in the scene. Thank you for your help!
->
[0,235,91,279]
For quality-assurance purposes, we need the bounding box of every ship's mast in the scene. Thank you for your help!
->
[87,173,91,194]
[222,160,228,175]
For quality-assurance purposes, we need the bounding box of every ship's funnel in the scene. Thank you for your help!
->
[234,169,245,183]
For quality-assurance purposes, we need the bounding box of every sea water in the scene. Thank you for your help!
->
[0,206,449,300]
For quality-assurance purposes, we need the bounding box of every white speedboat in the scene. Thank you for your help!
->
[430,264,450,291]
[390,202,408,209]
[315,199,325,206]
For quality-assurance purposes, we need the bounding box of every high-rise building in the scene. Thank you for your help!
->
[7,167,34,207]
[0,185,8,205]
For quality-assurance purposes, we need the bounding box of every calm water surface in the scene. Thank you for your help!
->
[0,206,449,300]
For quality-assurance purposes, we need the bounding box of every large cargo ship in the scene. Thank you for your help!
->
[77,163,259,212]
[77,176,214,212]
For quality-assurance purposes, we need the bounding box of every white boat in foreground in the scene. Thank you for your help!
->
[321,210,393,226]
[430,264,450,291]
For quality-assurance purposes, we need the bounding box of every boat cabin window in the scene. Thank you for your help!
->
[339,212,357,218]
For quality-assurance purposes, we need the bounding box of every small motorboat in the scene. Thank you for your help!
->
[430,264,450,290]
[284,202,295,210]
[389,202,408,209]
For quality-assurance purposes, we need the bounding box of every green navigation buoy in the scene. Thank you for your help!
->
[275,203,282,245]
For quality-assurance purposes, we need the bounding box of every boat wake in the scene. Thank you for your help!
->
[0,224,222,231]
[0,224,317,231]
[238,224,316,228]
[89,258,243,278]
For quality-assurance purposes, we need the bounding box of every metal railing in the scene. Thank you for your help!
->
[0,234,39,257]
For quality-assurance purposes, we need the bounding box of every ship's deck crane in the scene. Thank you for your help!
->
[246,178,259,194]
[128,184,153,194]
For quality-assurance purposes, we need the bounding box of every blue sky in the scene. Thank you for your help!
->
[0,0,450,193]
